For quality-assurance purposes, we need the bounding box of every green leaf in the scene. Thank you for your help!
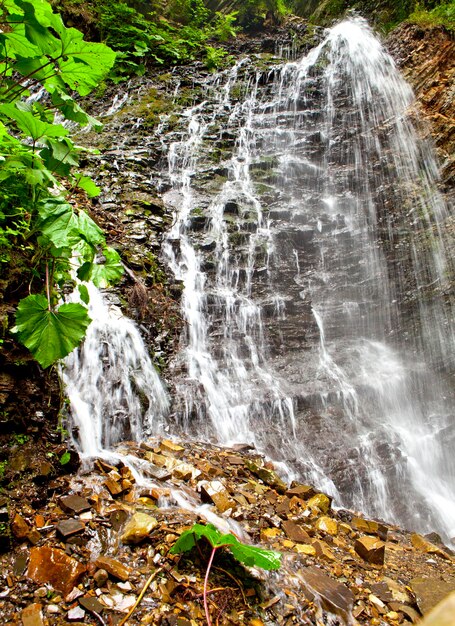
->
[1,31,40,58]
[59,451,71,465]
[78,284,89,304]
[57,29,117,97]
[170,523,281,571]
[77,175,100,198]
[0,103,68,140]
[37,198,80,248]
[77,210,104,244]
[15,294,91,368]
[48,88,102,130]
[90,247,124,288]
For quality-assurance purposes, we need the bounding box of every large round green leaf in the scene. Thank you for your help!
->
[15,294,91,368]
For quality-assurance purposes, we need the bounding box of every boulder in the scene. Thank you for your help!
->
[315,516,338,536]
[307,493,331,513]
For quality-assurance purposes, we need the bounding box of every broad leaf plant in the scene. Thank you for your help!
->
[0,0,123,368]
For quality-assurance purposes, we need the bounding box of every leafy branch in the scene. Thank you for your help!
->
[0,0,122,368]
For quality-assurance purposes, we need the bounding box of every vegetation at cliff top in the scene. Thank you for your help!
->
[50,0,289,79]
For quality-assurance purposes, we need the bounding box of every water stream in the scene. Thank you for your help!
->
[162,18,455,541]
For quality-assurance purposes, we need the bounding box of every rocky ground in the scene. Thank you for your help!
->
[1,436,455,625]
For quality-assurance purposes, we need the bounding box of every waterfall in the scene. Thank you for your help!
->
[163,18,455,541]
[62,283,169,460]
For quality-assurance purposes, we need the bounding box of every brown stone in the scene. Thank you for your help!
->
[276,497,291,517]
[354,536,385,565]
[388,602,421,623]
[300,565,354,621]
[104,477,123,496]
[244,460,287,493]
[411,533,451,559]
[160,439,185,457]
[21,603,44,626]
[11,513,31,539]
[295,544,317,556]
[199,480,236,513]
[281,520,311,543]
[109,509,129,530]
[315,516,338,536]
[286,484,316,499]
[410,578,455,615]
[79,596,105,615]
[59,495,91,515]
[351,516,388,540]
[226,455,244,465]
[93,569,109,588]
[94,556,131,582]
[311,539,336,561]
[27,546,86,594]
[56,519,85,539]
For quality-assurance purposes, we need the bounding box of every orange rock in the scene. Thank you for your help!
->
[95,556,131,581]
[27,546,86,594]
[11,513,31,539]
[21,603,44,626]
[354,536,385,565]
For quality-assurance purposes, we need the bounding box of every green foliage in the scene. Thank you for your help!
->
[211,11,239,41]
[237,0,289,29]
[10,433,29,445]
[204,46,228,71]
[52,0,241,79]
[0,461,7,479]
[170,522,282,570]
[408,1,455,29]
[0,0,122,369]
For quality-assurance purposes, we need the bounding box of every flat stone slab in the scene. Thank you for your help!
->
[300,565,354,622]
[56,519,85,539]
[59,495,91,515]
[27,546,86,595]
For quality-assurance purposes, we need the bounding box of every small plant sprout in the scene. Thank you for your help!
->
[170,522,281,626]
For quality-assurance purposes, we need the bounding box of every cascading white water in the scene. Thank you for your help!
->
[62,283,169,460]
[163,18,455,541]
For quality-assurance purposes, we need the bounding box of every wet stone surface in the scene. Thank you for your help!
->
[1,437,455,625]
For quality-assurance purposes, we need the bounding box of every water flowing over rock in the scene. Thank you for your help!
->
[62,283,169,459]
[162,18,455,542]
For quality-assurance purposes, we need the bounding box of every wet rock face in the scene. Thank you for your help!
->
[387,23,455,196]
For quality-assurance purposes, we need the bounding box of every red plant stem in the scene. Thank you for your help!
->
[45,263,51,311]
[204,546,217,626]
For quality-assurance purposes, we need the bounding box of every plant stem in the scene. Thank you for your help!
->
[45,262,51,311]
[204,546,217,626]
